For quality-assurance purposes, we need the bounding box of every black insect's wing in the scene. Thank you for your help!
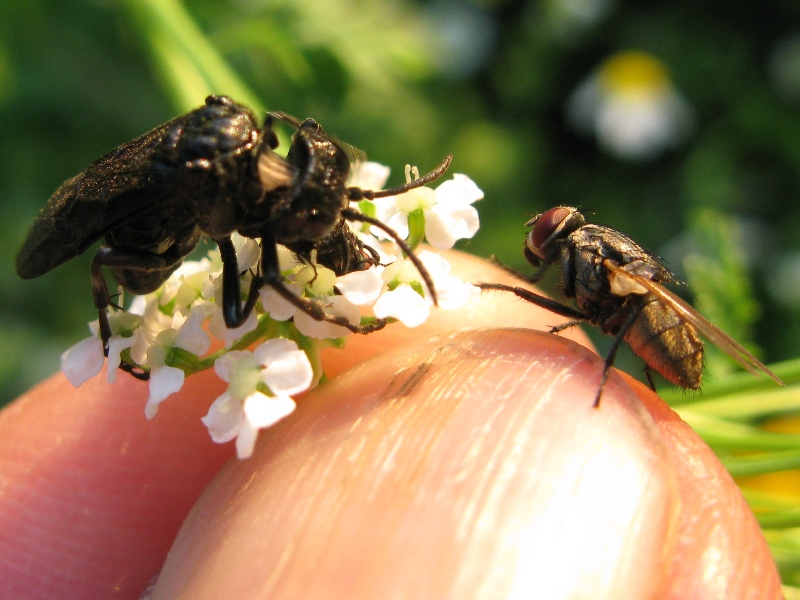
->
[16,117,181,279]
[605,262,783,385]
[269,110,367,165]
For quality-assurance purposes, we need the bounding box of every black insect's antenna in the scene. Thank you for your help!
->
[349,154,454,201]
[267,111,304,129]
[268,111,367,163]
[341,207,438,307]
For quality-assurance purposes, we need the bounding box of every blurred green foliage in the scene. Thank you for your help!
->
[2,0,800,403]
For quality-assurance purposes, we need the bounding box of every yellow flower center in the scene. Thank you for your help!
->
[599,51,671,99]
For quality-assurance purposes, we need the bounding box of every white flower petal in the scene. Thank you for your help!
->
[260,285,300,321]
[424,204,480,250]
[128,295,148,316]
[244,392,296,429]
[174,303,214,355]
[235,392,297,458]
[349,161,391,190]
[252,337,300,362]
[145,366,185,419]
[208,308,258,347]
[201,392,244,443]
[373,284,430,327]
[293,296,361,339]
[417,250,451,274]
[335,269,385,305]
[256,340,314,395]
[370,203,408,240]
[434,174,484,206]
[395,186,436,212]
[234,236,261,272]
[61,336,105,387]
[214,350,256,383]
[129,334,151,366]
[433,275,481,310]
[106,335,136,383]
[235,421,260,459]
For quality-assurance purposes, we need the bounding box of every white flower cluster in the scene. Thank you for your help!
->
[60,163,483,458]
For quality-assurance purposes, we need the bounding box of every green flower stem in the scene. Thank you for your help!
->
[164,346,202,374]
[671,386,800,423]
[406,208,425,252]
[358,200,377,219]
[755,507,800,530]
[723,448,800,477]
[676,410,800,451]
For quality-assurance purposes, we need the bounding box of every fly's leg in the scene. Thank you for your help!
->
[477,282,587,321]
[549,319,585,334]
[478,281,647,408]
[593,307,641,408]
[643,365,657,392]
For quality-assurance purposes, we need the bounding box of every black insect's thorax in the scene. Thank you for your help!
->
[166,97,263,238]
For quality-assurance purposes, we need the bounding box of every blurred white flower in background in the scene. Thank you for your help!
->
[567,51,694,160]
[545,0,616,39]
[769,33,800,104]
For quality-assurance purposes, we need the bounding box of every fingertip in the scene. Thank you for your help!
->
[0,369,233,599]
[155,329,678,598]
[630,381,783,599]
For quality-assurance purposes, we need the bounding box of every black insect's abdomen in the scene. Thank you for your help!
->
[103,203,202,294]
[624,295,704,389]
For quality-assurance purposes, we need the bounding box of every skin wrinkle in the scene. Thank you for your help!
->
[402,332,675,598]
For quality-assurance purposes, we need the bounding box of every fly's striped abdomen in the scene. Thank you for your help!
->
[624,295,704,389]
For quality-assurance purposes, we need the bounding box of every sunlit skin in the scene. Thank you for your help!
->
[0,251,782,600]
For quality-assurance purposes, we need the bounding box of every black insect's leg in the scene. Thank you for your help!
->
[215,237,263,328]
[341,207,438,306]
[593,307,641,408]
[90,249,114,352]
[91,246,184,380]
[260,233,388,335]
[477,282,587,321]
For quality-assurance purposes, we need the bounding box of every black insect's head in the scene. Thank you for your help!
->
[268,115,351,243]
[524,206,585,265]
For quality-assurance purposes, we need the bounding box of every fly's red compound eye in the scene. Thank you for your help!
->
[529,206,571,249]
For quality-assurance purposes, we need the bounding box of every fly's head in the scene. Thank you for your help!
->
[524,206,586,267]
